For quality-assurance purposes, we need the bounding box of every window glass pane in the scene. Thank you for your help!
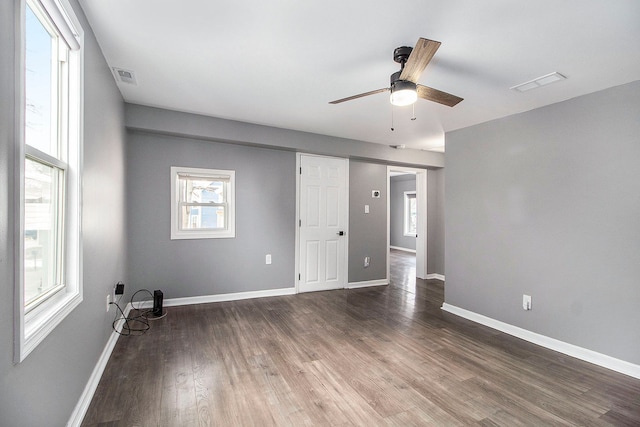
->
[404,192,417,236]
[180,205,225,230]
[24,158,63,306]
[177,175,228,230]
[179,176,225,204]
[408,197,417,234]
[25,4,57,157]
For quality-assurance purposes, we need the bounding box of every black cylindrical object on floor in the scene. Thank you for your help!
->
[153,290,163,316]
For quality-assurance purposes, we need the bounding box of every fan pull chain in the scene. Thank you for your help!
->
[411,103,416,121]
[390,106,395,131]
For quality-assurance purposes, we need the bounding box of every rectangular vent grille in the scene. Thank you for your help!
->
[112,67,137,85]
[511,72,566,92]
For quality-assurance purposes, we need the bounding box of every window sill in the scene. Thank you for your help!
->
[19,290,82,362]
[170,230,235,240]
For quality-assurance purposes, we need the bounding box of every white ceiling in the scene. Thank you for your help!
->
[78,0,640,152]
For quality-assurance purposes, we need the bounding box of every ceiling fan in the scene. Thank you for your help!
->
[329,37,463,108]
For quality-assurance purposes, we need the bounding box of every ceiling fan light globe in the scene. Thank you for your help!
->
[390,80,418,106]
[390,89,418,106]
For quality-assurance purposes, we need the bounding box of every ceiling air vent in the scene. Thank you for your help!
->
[510,72,566,92]
[112,67,137,85]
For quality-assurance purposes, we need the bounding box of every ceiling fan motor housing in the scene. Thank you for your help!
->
[390,46,418,105]
[393,46,413,65]
[390,71,416,91]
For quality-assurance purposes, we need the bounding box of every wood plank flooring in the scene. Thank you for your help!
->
[82,250,640,426]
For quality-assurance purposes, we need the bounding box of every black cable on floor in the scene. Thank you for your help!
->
[110,289,159,336]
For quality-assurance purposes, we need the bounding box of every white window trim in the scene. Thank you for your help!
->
[170,166,236,240]
[15,0,84,363]
[403,190,417,237]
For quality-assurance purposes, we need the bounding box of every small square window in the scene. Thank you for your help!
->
[171,167,235,239]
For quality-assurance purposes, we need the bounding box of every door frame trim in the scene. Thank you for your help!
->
[386,166,428,279]
[295,153,350,293]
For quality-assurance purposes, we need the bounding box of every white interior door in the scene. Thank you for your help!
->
[298,155,348,293]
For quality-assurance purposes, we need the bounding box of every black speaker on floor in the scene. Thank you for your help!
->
[152,290,164,317]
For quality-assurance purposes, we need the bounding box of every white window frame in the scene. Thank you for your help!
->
[403,191,417,237]
[15,0,84,362]
[170,166,236,239]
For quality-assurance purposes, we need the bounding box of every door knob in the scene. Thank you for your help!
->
[337,231,345,236]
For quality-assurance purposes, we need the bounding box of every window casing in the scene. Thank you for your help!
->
[16,0,83,362]
[403,191,417,237]
[171,167,236,239]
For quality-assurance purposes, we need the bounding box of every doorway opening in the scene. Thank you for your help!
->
[387,166,427,281]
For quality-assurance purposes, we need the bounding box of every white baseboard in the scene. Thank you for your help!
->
[346,279,389,289]
[67,303,132,427]
[441,303,640,380]
[134,287,297,309]
[390,246,416,253]
[426,274,445,281]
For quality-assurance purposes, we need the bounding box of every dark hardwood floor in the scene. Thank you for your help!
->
[82,250,640,426]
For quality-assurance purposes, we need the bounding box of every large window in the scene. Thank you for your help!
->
[403,191,417,237]
[17,0,83,362]
[171,167,236,239]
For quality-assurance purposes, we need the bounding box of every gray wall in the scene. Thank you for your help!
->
[445,80,640,365]
[127,132,296,297]
[349,162,388,283]
[390,175,417,251]
[0,0,128,425]
[126,105,444,290]
[127,131,391,294]
[125,104,445,169]
[427,169,445,275]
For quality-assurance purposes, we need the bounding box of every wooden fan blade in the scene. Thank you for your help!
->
[417,85,463,107]
[399,38,441,82]
[329,88,389,104]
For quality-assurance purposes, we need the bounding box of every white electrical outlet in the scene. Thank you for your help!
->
[106,294,111,312]
[266,254,272,265]
[364,256,370,267]
[523,294,532,310]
